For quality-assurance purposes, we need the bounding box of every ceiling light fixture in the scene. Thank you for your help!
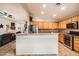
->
[53,14,57,17]
[4,16,7,18]
[42,4,47,8]
[41,11,44,15]
[61,6,65,10]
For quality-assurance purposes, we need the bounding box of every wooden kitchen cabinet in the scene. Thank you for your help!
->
[48,22,53,29]
[31,21,39,26]
[38,22,44,29]
[78,16,79,22]
[50,22,58,29]
[59,21,66,29]
[58,22,60,29]
[58,17,72,29]
[63,18,71,29]
[61,22,63,29]
[66,18,72,24]
[54,22,58,29]
[58,23,60,29]
[62,20,66,29]
[72,16,78,22]
[39,22,58,29]
[43,22,49,29]
[74,37,79,53]
[58,22,63,29]
[58,33,64,43]
[32,22,59,29]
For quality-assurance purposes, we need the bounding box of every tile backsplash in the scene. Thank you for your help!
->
[59,29,79,34]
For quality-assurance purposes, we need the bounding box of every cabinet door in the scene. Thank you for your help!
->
[60,22,62,29]
[48,22,53,29]
[43,22,49,29]
[78,16,79,22]
[58,22,60,29]
[72,16,78,22]
[66,18,72,23]
[64,20,68,29]
[62,21,66,29]
[31,22,38,26]
[74,37,79,53]
[58,33,64,43]
[38,22,44,29]
[59,22,62,29]
[60,21,65,29]
[54,23,58,29]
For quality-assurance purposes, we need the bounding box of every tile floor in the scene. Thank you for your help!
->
[0,41,79,56]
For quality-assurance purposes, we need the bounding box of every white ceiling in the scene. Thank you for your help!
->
[0,3,29,23]
[22,3,79,22]
[0,3,79,22]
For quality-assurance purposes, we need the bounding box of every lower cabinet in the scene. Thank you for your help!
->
[0,33,16,47]
[74,37,79,53]
[58,33,64,43]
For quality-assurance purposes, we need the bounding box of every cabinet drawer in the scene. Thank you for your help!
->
[74,41,79,45]
[74,39,79,45]
[74,39,79,42]
[74,43,79,48]
[58,34,64,43]
[74,46,79,52]
[74,37,79,53]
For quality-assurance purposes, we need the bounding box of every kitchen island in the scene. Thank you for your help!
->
[16,33,58,55]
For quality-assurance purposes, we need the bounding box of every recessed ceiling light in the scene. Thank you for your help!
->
[4,16,7,18]
[42,4,47,8]
[41,11,44,15]
[61,6,65,10]
[53,14,57,17]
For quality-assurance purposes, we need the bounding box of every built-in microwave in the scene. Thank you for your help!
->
[66,22,78,29]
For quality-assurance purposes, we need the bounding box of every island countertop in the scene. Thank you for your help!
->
[16,33,58,36]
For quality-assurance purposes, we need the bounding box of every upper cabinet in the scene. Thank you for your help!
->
[48,22,53,29]
[66,18,72,23]
[72,16,78,22]
[58,15,79,29]
[31,21,39,26]
[38,22,43,29]
[59,21,64,29]
[43,22,49,29]
[31,15,79,30]
[42,22,58,29]
[78,16,79,22]
[31,21,58,29]
[51,22,58,29]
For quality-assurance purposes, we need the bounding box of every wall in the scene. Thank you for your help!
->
[0,18,11,30]
[0,3,30,33]
[0,3,29,22]
[15,22,26,33]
